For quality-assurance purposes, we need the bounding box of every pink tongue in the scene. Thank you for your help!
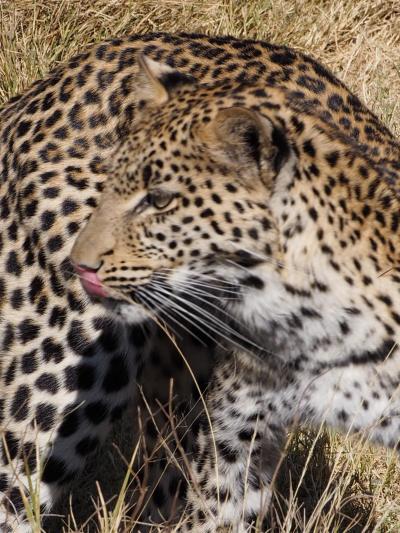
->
[75,266,109,298]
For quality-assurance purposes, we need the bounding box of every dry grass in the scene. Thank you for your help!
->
[1,0,400,135]
[1,0,400,531]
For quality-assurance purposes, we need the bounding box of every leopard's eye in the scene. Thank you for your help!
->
[148,189,175,210]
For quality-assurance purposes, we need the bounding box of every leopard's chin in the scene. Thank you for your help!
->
[98,296,151,324]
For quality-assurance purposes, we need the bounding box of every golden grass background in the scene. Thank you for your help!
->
[1,1,400,531]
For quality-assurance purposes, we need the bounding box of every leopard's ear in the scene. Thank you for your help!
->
[137,54,195,105]
[201,107,290,185]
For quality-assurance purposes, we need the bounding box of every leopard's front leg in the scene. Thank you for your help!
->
[182,353,287,533]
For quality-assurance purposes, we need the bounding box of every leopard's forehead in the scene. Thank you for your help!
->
[109,83,286,197]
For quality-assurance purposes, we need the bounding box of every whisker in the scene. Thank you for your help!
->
[145,291,216,348]
[152,284,267,354]
[140,288,221,348]
[151,295,232,353]
[153,275,240,300]
[153,279,243,329]
[150,288,234,344]
[152,289,275,365]
[106,282,226,348]
[135,290,183,342]
[155,272,240,292]
[160,268,238,287]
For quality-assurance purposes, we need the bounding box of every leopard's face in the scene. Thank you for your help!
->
[70,57,291,329]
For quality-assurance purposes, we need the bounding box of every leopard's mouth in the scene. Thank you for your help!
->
[73,263,146,316]
[74,260,245,335]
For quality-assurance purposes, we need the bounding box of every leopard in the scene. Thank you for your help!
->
[1,31,400,532]
[70,36,400,532]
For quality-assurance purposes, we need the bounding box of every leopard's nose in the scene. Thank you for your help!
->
[73,263,109,298]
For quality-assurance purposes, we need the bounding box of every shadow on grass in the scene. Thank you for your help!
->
[46,426,377,532]
[269,429,376,532]
[46,410,141,532]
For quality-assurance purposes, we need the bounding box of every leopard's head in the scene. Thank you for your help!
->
[71,54,400,361]
[71,55,291,336]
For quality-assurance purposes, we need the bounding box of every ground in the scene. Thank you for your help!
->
[1,1,400,531]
